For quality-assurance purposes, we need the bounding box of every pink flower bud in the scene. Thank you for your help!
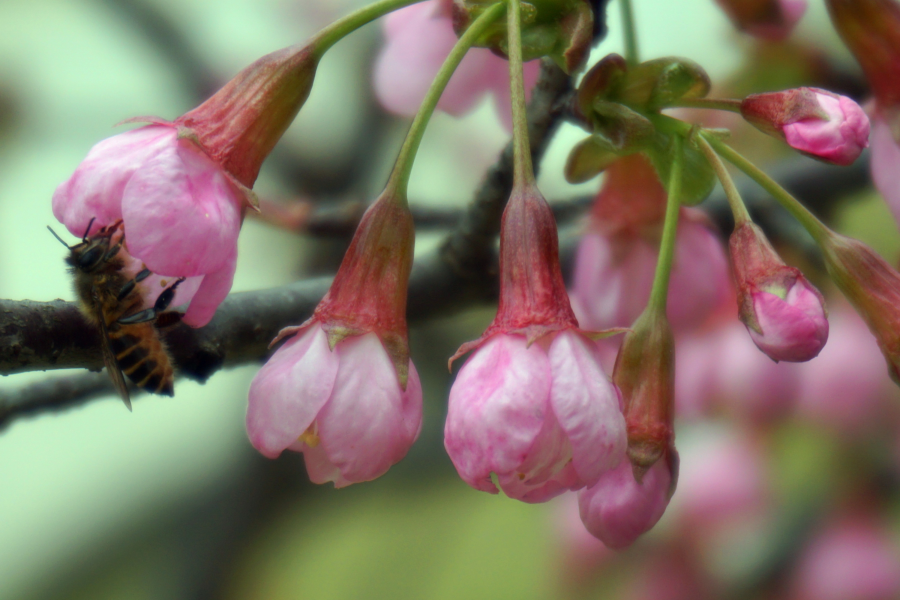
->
[373,0,540,129]
[741,88,870,165]
[790,519,900,600]
[730,221,828,362]
[445,331,626,502]
[247,324,422,487]
[53,43,319,326]
[446,181,627,502]
[820,232,900,385]
[577,452,676,549]
[247,190,421,485]
[715,0,807,40]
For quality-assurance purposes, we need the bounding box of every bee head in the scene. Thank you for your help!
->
[49,218,120,272]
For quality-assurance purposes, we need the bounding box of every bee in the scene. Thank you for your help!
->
[48,218,184,410]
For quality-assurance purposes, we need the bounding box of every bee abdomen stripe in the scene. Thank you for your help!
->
[109,333,141,356]
[116,346,149,370]
[125,360,156,386]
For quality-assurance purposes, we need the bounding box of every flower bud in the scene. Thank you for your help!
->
[820,232,900,384]
[445,183,627,502]
[729,221,828,362]
[577,450,677,549]
[740,88,870,165]
[246,191,423,484]
[714,0,807,40]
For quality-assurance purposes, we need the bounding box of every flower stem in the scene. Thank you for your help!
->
[668,97,741,112]
[696,133,751,226]
[508,0,534,188]
[384,2,507,199]
[311,0,424,54]
[647,135,683,314]
[620,0,640,65]
[705,136,831,243]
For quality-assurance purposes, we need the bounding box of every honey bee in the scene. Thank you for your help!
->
[48,219,184,410]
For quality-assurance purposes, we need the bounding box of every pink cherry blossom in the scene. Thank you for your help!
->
[570,209,730,332]
[445,331,626,503]
[373,0,540,129]
[577,455,674,549]
[247,324,422,487]
[790,519,900,600]
[783,91,870,165]
[52,124,243,327]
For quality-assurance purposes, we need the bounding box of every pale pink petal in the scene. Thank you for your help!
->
[548,331,626,485]
[316,334,423,484]
[373,1,458,117]
[444,334,552,493]
[122,139,243,277]
[52,125,176,237]
[578,457,673,549]
[870,116,900,228]
[498,461,582,503]
[181,251,237,327]
[299,441,351,488]
[246,325,339,458]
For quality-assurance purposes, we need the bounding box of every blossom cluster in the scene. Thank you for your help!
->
[48,0,900,552]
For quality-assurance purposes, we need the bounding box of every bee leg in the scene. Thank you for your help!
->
[116,268,152,301]
[117,277,186,325]
[102,241,124,263]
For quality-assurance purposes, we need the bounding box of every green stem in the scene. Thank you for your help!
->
[706,136,831,243]
[384,2,507,199]
[696,133,751,226]
[311,0,424,54]
[668,97,742,112]
[508,0,534,188]
[620,0,640,64]
[647,135,683,313]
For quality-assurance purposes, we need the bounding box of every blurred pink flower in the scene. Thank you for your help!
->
[445,331,626,502]
[247,324,422,487]
[715,0,807,40]
[373,0,540,129]
[791,519,900,600]
[870,115,900,226]
[571,210,730,332]
[795,306,892,435]
[53,124,241,327]
[577,455,675,549]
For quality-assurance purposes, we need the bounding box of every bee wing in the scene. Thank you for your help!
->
[92,287,132,411]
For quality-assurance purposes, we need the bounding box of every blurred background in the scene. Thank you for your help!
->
[1,0,899,598]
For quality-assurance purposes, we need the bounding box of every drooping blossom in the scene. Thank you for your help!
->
[827,0,900,227]
[730,221,828,362]
[790,518,900,600]
[714,0,808,40]
[570,154,730,333]
[247,190,422,486]
[53,43,320,326]
[578,306,678,548]
[373,0,540,129]
[740,88,869,166]
[445,183,626,503]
